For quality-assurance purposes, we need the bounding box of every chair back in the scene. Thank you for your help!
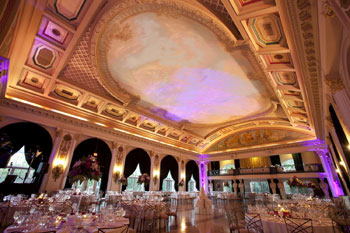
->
[245,213,264,233]
[284,218,313,233]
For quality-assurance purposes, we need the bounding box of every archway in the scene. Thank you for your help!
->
[160,155,178,191]
[0,122,53,194]
[186,160,199,191]
[123,148,151,191]
[65,138,111,192]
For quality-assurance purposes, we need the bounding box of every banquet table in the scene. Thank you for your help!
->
[4,216,129,233]
[261,216,340,233]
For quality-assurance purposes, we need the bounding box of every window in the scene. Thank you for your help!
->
[280,154,296,171]
[0,146,35,183]
[250,181,269,193]
[283,181,312,195]
[222,164,235,174]
[162,171,175,192]
[188,175,197,191]
[126,164,144,191]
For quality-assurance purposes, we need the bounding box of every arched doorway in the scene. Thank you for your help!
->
[186,160,199,191]
[65,138,112,192]
[160,155,178,191]
[123,148,151,191]
[0,122,53,194]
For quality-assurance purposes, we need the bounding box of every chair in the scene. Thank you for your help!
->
[166,199,178,225]
[245,213,264,233]
[98,224,129,233]
[284,217,313,233]
[225,209,245,233]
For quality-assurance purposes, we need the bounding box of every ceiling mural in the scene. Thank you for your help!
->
[206,129,314,153]
[2,0,320,154]
[103,12,271,124]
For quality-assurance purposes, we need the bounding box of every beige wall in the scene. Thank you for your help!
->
[301,151,321,164]
[280,154,293,164]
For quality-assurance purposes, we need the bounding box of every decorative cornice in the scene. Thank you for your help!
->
[0,98,198,157]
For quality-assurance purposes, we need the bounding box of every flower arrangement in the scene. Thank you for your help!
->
[287,176,304,187]
[178,179,184,187]
[119,175,127,185]
[137,173,150,184]
[68,155,102,183]
[52,165,64,181]
[224,181,229,187]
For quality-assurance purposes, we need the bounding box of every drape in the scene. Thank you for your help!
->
[185,160,199,191]
[292,153,304,171]
[65,138,112,192]
[240,157,271,168]
[270,155,281,166]
[122,148,150,191]
[159,155,178,191]
[0,123,52,169]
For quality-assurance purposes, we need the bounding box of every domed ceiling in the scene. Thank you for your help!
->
[3,0,322,154]
[96,11,271,125]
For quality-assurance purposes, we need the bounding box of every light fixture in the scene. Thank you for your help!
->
[336,168,341,173]
[340,161,345,167]
[348,144,350,150]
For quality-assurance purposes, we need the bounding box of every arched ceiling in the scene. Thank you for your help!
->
[2,0,322,154]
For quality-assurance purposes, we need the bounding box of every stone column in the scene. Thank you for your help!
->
[39,129,63,193]
[277,179,286,199]
[319,179,330,198]
[60,134,79,190]
[107,142,118,191]
[239,179,244,198]
[199,161,209,193]
[269,180,277,194]
[315,149,344,196]
[149,151,160,191]
[232,180,238,196]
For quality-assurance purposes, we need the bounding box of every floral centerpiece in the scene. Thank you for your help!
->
[68,155,102,184]
[178,179,184,187]
[224,181,229,187]
[287,176,304,187]
[137,173,150,184]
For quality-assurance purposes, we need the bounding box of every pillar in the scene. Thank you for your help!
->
[277,179,286,199]
[199,161,208,193]
[39,129,62,193]
[107,142,118,191]
[150,151,161,191]
[178,159,185,192]
[315,149,344,196]
[60,134,79,190]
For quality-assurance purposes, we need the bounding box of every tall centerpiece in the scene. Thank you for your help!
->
[137,173,150,190]
[68,155,102,190]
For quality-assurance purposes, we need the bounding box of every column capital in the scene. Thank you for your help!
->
[325,75,345,94]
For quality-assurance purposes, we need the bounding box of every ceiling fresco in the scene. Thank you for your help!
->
[104,12,270,124]
[206,128,314,153]
[2,0,320,154]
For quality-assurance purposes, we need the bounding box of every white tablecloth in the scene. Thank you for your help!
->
[261,217,339,233]
[4,217,129,233]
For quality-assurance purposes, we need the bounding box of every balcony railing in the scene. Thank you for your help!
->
[207,164,324,176]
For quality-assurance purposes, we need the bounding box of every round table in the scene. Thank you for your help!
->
[261,216,339,233]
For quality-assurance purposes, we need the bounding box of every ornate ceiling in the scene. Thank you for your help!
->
[1,0,322,154]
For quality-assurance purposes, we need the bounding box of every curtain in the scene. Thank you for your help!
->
[235,159,240,169]
[240,157,271,168]
[0,123,52,169]
[270,155,281,166]
[159,155,178,191]
[292,153,304,171]
[186,160,199,191]
[122,148,150,191]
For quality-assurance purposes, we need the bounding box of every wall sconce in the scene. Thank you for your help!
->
[113,171,121,184]
[153,175,158,185]
[336,168,341,173]
[340,161,345,167]
[52,158,66,181]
